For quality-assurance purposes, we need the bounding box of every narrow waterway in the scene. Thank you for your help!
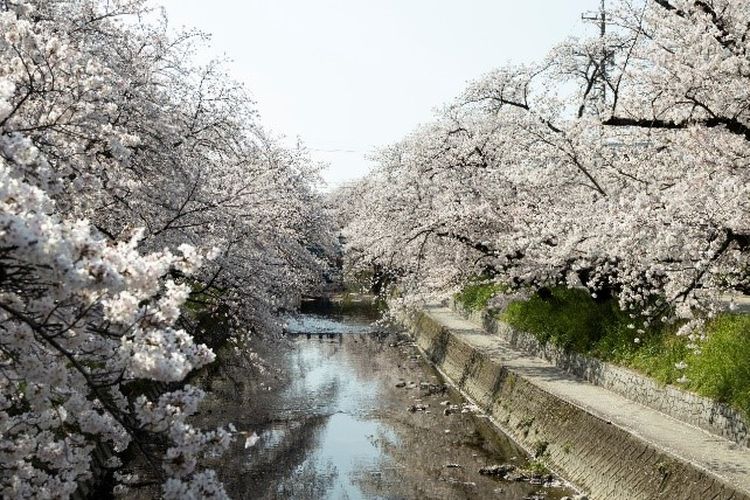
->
[199,299,574,499]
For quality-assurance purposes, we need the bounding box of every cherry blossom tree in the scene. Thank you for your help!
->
[0,147,230,497]
[0,0,334,331]
[1,0,333,496]
[342,0,750,337]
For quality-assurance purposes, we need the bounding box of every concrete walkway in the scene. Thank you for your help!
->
[417,305,750,499]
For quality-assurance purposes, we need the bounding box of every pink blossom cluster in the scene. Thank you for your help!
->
[340,0,750,339]
[0,0,334,497]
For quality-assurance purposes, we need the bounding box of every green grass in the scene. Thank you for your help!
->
[686,315,750,414]
[459,283,750,417]
[454,280,507,311]
[498,287,686,377]
[501,287,636,354]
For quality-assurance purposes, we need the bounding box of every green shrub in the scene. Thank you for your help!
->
[620,333,689,385]
[686,315,750,414]
[501,287,634,353]
[455,280,506,311]
[499,287,750,417]
[500,287,689,377]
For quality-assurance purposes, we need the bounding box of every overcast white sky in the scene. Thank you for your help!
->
[157,0,600,188]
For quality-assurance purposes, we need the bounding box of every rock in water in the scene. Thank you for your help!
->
[478,464,516,477]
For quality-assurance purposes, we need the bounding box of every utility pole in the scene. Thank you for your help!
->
[582,0,608,105]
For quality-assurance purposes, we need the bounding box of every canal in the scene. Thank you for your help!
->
[197,298,574,499]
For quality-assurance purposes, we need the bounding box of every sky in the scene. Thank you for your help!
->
[157,0,600,189]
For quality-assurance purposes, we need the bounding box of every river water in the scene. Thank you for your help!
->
[198,300,574,499]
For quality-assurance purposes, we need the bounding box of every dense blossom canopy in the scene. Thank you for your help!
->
[0,0,333,497]
[341,0,750,338]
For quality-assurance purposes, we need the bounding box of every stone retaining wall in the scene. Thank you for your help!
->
[451,300,750,448]
[407,308,748,500]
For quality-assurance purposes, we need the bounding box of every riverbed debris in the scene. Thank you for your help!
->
[478,463,560,488]
[407,403,429,413]
[443,404,460,416]
[388,340,412,348]
[243,432,260,449]
[420,382,448,396]
[479,463,516,477]
[440,477,477,488]
[461,403,480,414]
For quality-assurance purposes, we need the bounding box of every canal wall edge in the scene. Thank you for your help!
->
[450,300,750,448]
[403,307,749,500]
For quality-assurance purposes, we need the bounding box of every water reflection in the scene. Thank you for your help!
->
[197,308,574,499]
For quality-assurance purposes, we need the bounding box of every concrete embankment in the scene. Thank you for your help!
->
[454,301,750,447]
[405,305,750,500]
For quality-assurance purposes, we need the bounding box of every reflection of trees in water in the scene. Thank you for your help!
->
[310,331,404,383]
[343,337,570,500]
[274,456,338,500]
[223,415,336,499]
[352,404,547,500]
[195,316,572,500]
[194,335,345,499]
